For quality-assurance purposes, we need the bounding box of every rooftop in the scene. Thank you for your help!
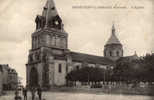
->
[106,24,121,46]
[70,51,114,65]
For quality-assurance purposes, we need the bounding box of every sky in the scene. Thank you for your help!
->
[0,0,153,85]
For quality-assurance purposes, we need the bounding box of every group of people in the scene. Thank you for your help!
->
[22,87,42,100]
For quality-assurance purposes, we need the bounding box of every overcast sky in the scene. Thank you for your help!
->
[0,0,153,85]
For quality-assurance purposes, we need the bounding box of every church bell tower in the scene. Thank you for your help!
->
[26,0,68,88]
[104,24,123,61]
[33,0,68,49]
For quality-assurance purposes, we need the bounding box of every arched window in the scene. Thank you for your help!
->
[35,17,39,29]
[35,52,40,60]
[76,66,79,70]
[52,15,62,29]
[58,64,62,73]
[29,54,33,62]
[117,51,119,56]
[30,67,38,87]
[52,7,55,10]
[110,51,112,56]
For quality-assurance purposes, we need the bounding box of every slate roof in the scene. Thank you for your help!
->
[106,34,121,45]
[118,53,139,62]
[125,54,139,60]
[70,51,114,65]
[42,0,59,21]
[106,24,121,45]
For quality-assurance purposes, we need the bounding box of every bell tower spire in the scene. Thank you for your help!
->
[106,24,121,45]
[43,0,59,28]
[32,0,68,50]
[112,24,116,35]
[27,0,68,88]
[104,24,123,61]
[35,0,63,30]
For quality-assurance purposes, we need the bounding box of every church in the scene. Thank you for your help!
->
[26,0,124,88]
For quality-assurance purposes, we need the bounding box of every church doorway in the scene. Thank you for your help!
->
[30,67,38,87]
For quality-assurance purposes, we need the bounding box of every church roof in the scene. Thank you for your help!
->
[42,0,59,23]
[125,52,139,60]
[106,24,121,45]
[70,52,114,65]
[118,52,139,62]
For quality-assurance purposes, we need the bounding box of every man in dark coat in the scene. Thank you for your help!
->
[31,87,36,100]
[37,87,42,100]
[22,87,27,100]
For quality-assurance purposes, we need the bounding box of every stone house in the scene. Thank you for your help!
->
[0,64,18,90]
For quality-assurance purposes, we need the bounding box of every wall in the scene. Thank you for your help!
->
[54,60,67,86]
[104,44,123,61]
[0,71,2,94]
[37,63,43,86]
[7,72,18,90]
[26,63,43,87]
[48,62,55,86]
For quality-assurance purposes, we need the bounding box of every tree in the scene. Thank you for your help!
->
[66,66,105,85]
[113,57,142,84]
[141,54,154,83]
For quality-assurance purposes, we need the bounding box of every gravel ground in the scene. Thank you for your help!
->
[0,91,154,100]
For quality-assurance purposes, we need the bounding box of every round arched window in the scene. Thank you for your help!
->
[54,20,59,25]
[110,51,112,56]
[117,51,119,56]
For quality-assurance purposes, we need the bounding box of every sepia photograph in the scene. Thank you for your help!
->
[0,0,154,100]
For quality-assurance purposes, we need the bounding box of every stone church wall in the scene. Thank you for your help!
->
[26,63,43,87]
[54,60,67,86]
[48,62,55,86]
[0,71,2,94]
[37,63,43,86]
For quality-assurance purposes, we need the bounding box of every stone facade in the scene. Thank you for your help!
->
[7,68,18,90]
[0,64,18,91]
[26,0,123,88]
[0,68,2,95]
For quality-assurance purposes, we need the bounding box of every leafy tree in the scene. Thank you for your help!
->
[113,57,142,84]
[66,66,105,84]
[141,54,154,83]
